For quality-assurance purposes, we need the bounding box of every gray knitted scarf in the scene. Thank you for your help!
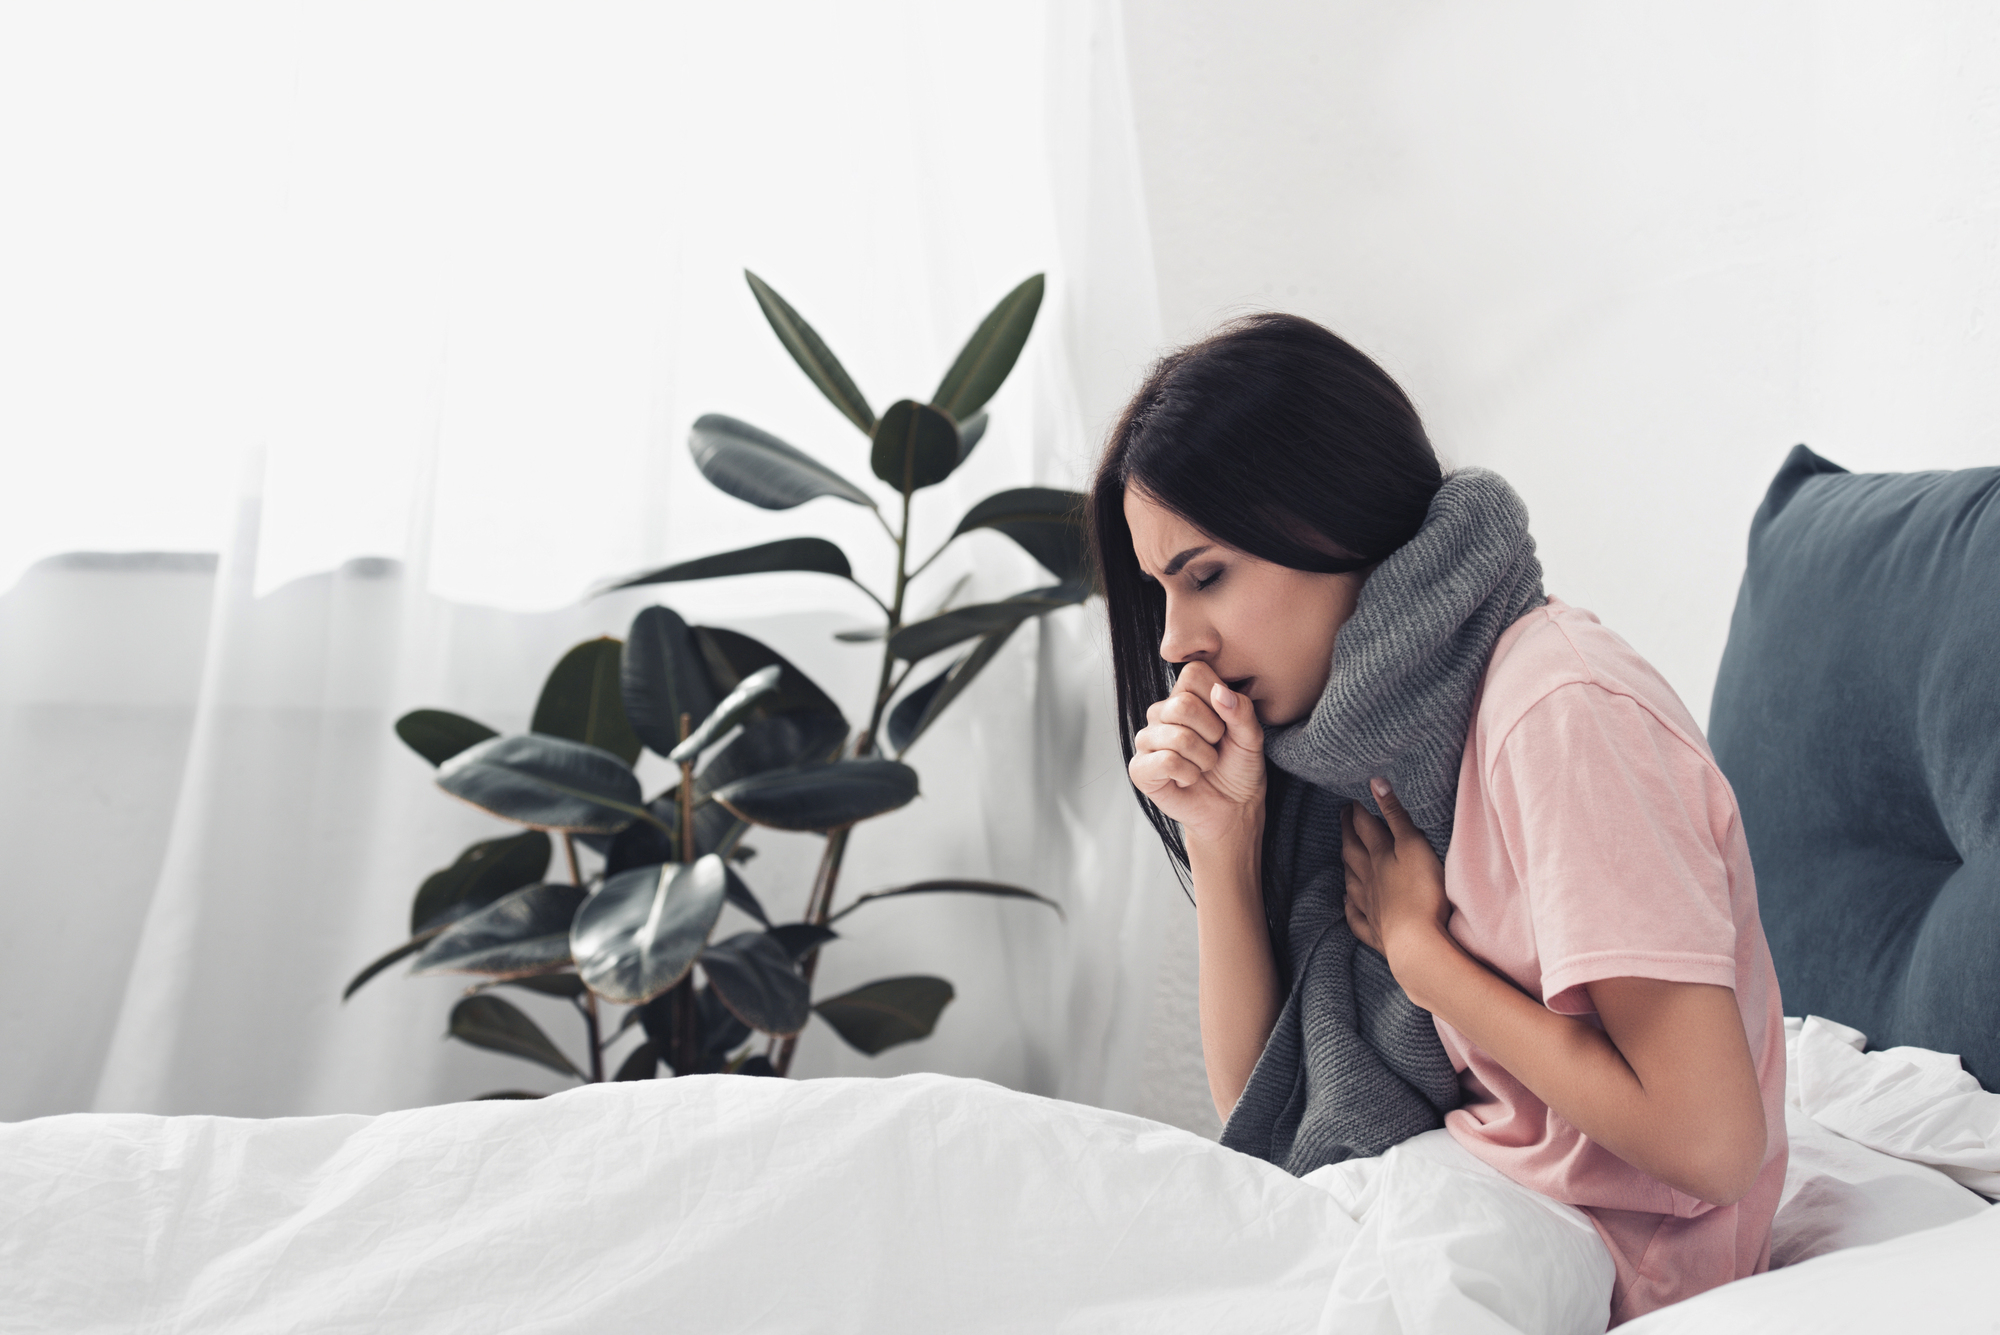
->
[1218,467,1545,1175]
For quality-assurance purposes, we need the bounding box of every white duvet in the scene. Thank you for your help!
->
[3,1020,1995,1334]
[2,1074,1609,1335]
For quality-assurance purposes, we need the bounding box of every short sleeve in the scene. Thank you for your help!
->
[1484,682,1739,1014]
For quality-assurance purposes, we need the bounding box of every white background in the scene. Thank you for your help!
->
[1125,1,1998,729]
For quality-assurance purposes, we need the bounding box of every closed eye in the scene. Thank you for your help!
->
[1193,570,1222,591]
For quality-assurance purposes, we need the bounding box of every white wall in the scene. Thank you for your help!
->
[1118,0,2000,1135]
[1125,0,2000,724]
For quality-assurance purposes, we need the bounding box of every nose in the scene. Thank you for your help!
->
[1158,594,1219,666]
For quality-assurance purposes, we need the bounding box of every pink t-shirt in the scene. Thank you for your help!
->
[1437,597,1788,1325]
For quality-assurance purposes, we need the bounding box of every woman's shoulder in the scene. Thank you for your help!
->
[1475,596,1709,760]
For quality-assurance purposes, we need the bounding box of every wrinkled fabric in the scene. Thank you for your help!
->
[1223,467,1545,1174]
[1,1073,1632,1335]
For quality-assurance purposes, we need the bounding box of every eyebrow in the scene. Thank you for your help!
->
[1158,544,1212,578]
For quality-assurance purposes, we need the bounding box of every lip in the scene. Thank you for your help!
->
[1224,675,1256,696]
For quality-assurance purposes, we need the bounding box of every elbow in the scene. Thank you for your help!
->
[1673,1117,1768,1207]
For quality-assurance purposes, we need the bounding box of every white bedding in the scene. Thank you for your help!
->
[3,1018,1994,1333]
[1,1074,1613,1335]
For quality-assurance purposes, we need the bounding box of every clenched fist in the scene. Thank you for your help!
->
[1128,661,1268,846]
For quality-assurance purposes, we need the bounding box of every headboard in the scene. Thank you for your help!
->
[1709,445,2000,1091]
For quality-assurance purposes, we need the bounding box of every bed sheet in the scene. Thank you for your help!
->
[1618,1203,2000,1334]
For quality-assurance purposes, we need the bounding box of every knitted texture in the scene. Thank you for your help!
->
[1219,467,1546,1175]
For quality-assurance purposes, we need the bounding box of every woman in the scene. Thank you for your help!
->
[1090,314,1786,1325]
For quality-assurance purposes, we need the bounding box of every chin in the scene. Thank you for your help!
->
[1254,699,1307,728]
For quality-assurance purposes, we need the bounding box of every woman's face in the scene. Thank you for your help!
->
[1123,486,1366,728]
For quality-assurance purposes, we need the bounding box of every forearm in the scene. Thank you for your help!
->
[1394,931,1765,1204]
[1188,810,1282,1122]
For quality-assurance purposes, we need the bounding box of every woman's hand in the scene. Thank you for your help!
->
[1128,661,1266,847]
[1341,778,1453,987]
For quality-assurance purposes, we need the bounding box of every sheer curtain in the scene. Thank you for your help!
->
[0,0,1181,1119]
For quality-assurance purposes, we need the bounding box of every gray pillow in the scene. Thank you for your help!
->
[1709,445,2000,1090]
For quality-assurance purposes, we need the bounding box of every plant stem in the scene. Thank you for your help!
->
[642,711,704,1079]
[674,976,700,1074]
[775,484,913,1078]
[579,991,604,1083]
[677,713,695,865]
[773,823,853,1076]
[562,833,584,887]
[857,488,914,756]
[845,576,892,618]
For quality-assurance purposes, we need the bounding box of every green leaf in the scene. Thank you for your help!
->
[767,922,838,960]
[694,626,848,727]
[701,932,811,1035]
[948,487,1091,584]
[395,709,499,767]
[498,972,586,999]
[744,270,876,434]
[473,1089,547,1100]
[411,831,553,936]
[634,986,749,1067]
[723,864,770,927]
[888,582,1089,663]
[833,626,883,643]
[814,976,955,1056]
[870,399,962,493]
[412,882,586,979]
[930,274,1044,421]
[437,735,649,834]
[956,410,988,463]
[600,539,855,599]
[605,792,745,877]
[619,606,719,759]
[447,995,582,1079]
[613,1040,659,1081]
[887,621,1021,754]
[531,638,642,766]
[701,985,753,1057]
[697,710,850,794]
[571,856,730,1005]
[830,879,1065,924]
[711,758,919,832]
[689,414,876,511]
[668,664,782,764]
[341,929,441,1002]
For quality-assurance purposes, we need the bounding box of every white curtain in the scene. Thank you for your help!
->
[0,1,1181,1120]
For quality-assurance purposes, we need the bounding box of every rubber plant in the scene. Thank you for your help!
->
[344,272,1086,1092]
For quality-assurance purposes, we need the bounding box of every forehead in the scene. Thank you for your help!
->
[1123,487,1217,571]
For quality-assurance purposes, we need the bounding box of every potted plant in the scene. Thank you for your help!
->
[346,272,1089,1091]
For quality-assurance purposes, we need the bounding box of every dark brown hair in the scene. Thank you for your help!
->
[1088,313,1443,877]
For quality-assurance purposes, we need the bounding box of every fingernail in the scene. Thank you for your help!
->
[1213,685,1236,710]
[1370,777,1389,798]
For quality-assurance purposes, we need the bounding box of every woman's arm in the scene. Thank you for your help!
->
[1128,662,1281,1121]
[1187,805,1280,1119]
[1342,782,1767,1206]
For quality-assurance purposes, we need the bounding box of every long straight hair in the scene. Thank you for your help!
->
[1088,313,1443,879]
